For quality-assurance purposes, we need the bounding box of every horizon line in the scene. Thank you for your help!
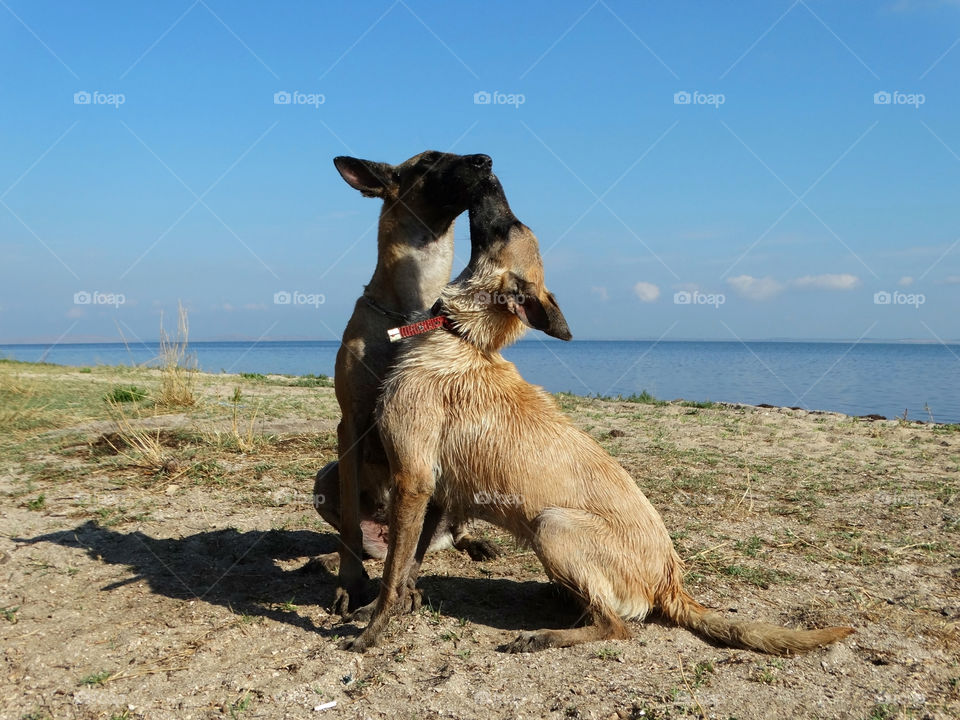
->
[1,337,957,346]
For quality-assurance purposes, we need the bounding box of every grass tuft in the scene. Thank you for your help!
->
[156,302,196,408]
[79,670,111,686]
[104,385,148,403]
[104,399,168,473]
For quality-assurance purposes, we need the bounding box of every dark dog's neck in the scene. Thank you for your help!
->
[465,175,519,269]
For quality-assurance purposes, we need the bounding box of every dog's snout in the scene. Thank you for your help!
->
[468,154,492,171]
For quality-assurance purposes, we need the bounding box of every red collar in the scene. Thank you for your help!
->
[387,314,453,343]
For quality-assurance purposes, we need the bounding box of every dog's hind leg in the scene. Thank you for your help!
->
[503,604,630,653]
[503,508,636,652]
[332,419,372,615]
[313,461,342,531]
[451,523,500,561]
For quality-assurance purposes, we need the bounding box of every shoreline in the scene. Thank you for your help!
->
[0,357,960,428]
[3,356,957,429]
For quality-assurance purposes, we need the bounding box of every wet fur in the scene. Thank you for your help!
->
[317,151,498,615]
[344,175,853,654]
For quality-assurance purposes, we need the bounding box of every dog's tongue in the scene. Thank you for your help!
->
[360,518,389,559]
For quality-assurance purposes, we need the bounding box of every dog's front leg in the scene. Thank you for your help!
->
[341,467,434,652]
[345,500,444,623]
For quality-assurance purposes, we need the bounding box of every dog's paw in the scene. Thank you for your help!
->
[345,600,376,624]
[299,552,339,575]
[331,586,355,617]
[332,574,378,617]
[400,585,423,613]
[464,537,500,562]
[339,633,376,653]
[501,631,553,653]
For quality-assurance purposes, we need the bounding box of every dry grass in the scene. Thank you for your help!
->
[0,370,49,433]
[103,398,168,473]
[156,302,197,408]
[230,387,262,453]
[0,372,33,430]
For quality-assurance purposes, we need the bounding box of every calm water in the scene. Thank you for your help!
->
[2,340,958,423]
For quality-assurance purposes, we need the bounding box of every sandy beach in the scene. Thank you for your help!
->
[1,359,957,719]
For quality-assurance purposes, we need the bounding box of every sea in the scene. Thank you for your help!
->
[1,340,958,424]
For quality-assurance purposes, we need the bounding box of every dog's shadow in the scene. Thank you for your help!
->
[16,521,583,635]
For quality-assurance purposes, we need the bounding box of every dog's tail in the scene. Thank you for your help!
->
[657,558,853,656]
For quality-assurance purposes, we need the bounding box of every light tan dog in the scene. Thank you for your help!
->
[343,174,854,654]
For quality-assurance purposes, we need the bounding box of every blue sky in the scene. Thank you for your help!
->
[1,0,958,344]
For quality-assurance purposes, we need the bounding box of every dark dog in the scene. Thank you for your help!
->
[343,173,853,655]
[316,151,498,615]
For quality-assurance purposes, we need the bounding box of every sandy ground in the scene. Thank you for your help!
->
[0,362,958,719]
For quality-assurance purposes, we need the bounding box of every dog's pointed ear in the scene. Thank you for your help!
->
[333,156,397,198]
[510,291,572,341]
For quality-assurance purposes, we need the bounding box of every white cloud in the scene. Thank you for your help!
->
[590,286,609,302]
[633,282,660,302]
[66,307,85,318]
[898,276,914,287]
[945,275,960,285]
[727,275,783,301]
[792,273,860,290]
